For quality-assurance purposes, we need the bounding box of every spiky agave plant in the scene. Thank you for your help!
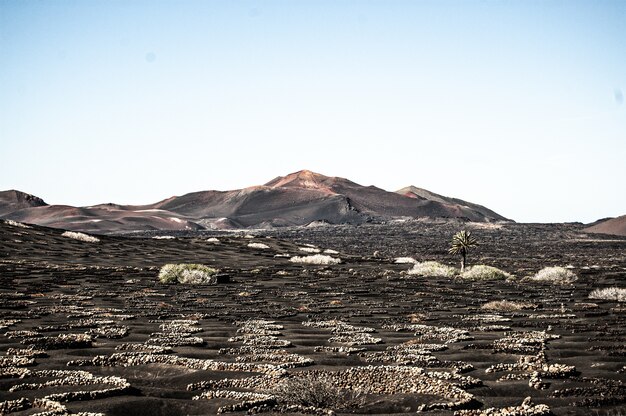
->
[449,230,478,273]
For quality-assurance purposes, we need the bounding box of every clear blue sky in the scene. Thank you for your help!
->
[1,0,624,223]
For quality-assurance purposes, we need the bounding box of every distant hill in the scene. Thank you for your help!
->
[1,170,509,233]
[396,185,507,222]
[0,190,47,217]
[5,204,203,234]
[583,215,626,237]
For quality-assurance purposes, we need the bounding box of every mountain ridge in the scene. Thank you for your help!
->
[1,170,509,233]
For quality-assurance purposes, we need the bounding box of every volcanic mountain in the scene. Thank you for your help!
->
[396,186,504,222]
[0,190,47,217]
[1,170,509,233]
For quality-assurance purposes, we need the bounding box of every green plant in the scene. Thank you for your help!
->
[448,230,478,272]
[158,264,218,284]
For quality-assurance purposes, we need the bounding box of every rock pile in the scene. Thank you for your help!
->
[454,396,551,416]
[0,368,128,416]
[21,333,93,349]
[224,320,311,368]
[358,342,474,373]
[189,365,477,414]
[486,334,576,390]
[67,352,285,377]
[87,325,129,339]
[303,319,382,346]
[552,377,626,407]
[147,319,204,347]
[193,390,277,413]
[383,323,473,344]
[492,331,559,354]
[0,319,20,330]
[298,366,476,411]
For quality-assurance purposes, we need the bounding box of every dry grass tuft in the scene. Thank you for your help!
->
[4,219,31,229]
[158,264,219,284]
[248,242,270,249]
[299,246,321,253]
[290,254,341,265]
[527,267,577,285]
[460,265,512,281]
[61,231,100,243]
[588,287,626,302]
[395,257,417,264]
[407,261,457,277]
[481,300,536,312]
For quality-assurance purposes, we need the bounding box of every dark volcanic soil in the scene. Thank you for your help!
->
[0,220,625,416]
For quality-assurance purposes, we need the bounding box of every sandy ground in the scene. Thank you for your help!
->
[0,220,625,415]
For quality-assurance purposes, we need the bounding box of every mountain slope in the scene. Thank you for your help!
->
[1,170,508,232]
[154,170,507,226]
[397,185,508,221]
[583,215,626,237]
[0,190,47,217]
[5,204,203,233]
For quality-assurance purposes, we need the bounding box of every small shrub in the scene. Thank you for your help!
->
[408,261,457,277]
[527,267,577,285]
[589,287,626,302]
[395,257,417,264]
[61,231,100,243]
[158,264,218,284]
[248,242,270,249]
[460,265,512,281]
[481,300,536,311]
[273,377,364,410]
[290,254,341,265]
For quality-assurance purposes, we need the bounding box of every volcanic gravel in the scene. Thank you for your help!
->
[0,219,625,415]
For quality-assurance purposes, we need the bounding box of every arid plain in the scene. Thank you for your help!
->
[1,218,625,416]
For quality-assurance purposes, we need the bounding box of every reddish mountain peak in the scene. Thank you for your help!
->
[264,170,338,193]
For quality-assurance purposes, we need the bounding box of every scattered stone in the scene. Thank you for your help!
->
[454,396,551,416]
[21,333,93,349]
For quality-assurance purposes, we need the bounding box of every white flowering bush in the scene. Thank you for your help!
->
[61,231,100,243]
[460,265,512,281]
[290,254,341,265]
[248,242,270,249]
[588,287,626,302]
[527,267,577,285]
[158,264,219,284]
[408,261,457,277]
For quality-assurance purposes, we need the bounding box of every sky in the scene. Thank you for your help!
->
[1,0,625,223]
